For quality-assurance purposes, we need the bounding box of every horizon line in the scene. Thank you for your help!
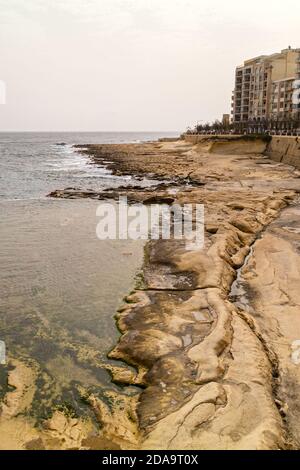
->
[0,130,181,134]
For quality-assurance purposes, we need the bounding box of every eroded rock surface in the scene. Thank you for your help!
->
[62,137,300,450]
[232,204,300,448]
[3,137,300,449]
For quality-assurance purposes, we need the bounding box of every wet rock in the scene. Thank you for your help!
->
[143,196,175,205]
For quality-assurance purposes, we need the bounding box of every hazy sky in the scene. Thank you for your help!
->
[0,0,299,131]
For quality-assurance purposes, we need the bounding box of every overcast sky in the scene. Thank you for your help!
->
[0,0,299,132]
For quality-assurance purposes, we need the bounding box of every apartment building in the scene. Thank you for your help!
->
[232,47,300,132]
[271,78,294,119]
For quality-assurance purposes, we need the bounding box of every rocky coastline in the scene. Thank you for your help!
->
[2,136,300,449]
[47,136,300,449]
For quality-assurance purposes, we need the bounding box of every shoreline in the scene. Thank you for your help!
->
[51,136,300,449]
[2,136,300,449]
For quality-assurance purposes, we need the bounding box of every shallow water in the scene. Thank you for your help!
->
[0,198,144,417]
